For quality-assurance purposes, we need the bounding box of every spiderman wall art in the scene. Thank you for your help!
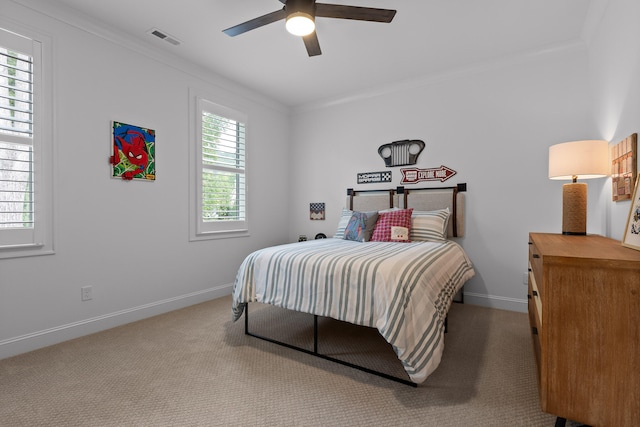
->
[111,121,156,181]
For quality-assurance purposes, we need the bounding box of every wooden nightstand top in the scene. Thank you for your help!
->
[529,232,640,265]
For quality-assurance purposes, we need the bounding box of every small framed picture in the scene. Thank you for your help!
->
[622,177,640,250]
[310,202,325,220]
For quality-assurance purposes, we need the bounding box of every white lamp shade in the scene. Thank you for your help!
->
[286,12,315,36]
[548,140,609,180]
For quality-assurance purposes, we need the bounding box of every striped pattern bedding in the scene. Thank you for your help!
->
[232,238,475,383]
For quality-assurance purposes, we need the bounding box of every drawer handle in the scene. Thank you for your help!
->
[532,327,538,335]
[532,254,540,259]
[532,290,538,297]
[527,294,532,300]
[528,242,532,245]
[528,268,532,272]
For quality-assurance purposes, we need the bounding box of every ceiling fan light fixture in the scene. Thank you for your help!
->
[286,12,315,36]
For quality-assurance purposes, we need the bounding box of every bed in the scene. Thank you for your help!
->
[232,185,475,386]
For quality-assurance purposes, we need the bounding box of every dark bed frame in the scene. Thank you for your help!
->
[243,184,467,387]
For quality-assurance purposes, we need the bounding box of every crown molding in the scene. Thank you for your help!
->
[293,40,587,115]
[8,0,290,114]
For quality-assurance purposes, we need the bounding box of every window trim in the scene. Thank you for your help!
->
[0,23,54,259]
[189,89,249,241]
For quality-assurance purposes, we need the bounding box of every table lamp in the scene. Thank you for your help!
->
[548,140,609,235]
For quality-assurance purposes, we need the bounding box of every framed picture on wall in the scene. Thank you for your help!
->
[310,202,325,220]
[111,121,156,181]
[622,177,640,250]
[611,133,637,201]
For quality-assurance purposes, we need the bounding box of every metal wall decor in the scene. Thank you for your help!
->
[357,171,392,184]
[400,165,457,184]
[378,139,425,167]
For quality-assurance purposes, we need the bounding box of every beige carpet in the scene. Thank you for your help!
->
[0,295,569,426]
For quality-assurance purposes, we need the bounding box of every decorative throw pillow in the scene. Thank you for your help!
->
[411,208,450,242]
[343,211,379,242]
[344,212,367,242]
[370,208,413,242]
[333,208,353,239]
[362,210,379,241]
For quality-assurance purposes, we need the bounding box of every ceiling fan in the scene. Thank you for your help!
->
[222,0,397,57]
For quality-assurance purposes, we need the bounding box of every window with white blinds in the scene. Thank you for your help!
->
[202,109,246,222]
[190,95,248,239]
[0,26,53,258]
[1,47,34,230]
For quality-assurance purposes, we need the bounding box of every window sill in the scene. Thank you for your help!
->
[0,243,54,260]
[190,230,250,242]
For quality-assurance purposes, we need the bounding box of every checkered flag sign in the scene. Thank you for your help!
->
[357,171,392,184]
[310,203,325,220]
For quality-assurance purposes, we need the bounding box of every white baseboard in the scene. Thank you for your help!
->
[0,283,233,360]
[463,292,527,313]
[1,286,526,361]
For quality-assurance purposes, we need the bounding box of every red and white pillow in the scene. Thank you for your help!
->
[370,208,413,242]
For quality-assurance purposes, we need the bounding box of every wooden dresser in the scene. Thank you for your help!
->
[527,233,640,427]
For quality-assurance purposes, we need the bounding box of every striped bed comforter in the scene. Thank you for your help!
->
[232,238,475,383]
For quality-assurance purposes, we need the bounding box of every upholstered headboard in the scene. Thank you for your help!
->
[347,189,397,212]
[346,184,466,238]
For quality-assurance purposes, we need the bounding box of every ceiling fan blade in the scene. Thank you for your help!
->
[315,4,396,23]
[303,32,322,57]
[223,9,287,37]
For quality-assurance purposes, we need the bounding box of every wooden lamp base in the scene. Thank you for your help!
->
[562,182,587,235]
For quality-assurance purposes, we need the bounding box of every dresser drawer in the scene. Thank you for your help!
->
[528,263,542,324]
[528,279,542,387]
[528,241,543,299]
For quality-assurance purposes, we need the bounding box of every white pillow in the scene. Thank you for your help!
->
[410,208,450,242]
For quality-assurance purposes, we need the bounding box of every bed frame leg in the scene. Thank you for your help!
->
[554,417,566,427]
[244,304,249,335]
[313,315,319,353]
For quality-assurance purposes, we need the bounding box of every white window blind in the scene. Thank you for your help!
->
[201,110,246,223]
[0,47,34,231]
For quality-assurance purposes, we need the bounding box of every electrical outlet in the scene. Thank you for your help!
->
[523,272,529,286]
[81,286,93,301]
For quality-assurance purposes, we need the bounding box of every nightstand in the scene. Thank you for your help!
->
[528,233,640,427]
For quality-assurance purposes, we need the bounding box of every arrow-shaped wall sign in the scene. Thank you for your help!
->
[400,165,457,184]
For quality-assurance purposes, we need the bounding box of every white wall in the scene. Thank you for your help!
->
[587,0,640,240]
[0,1,290,359]
[289,45,596,312]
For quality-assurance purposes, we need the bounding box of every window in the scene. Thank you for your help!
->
[0,26,53,258]
[190,94,248,240]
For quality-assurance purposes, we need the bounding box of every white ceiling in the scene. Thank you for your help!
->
[37,0,592,107]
